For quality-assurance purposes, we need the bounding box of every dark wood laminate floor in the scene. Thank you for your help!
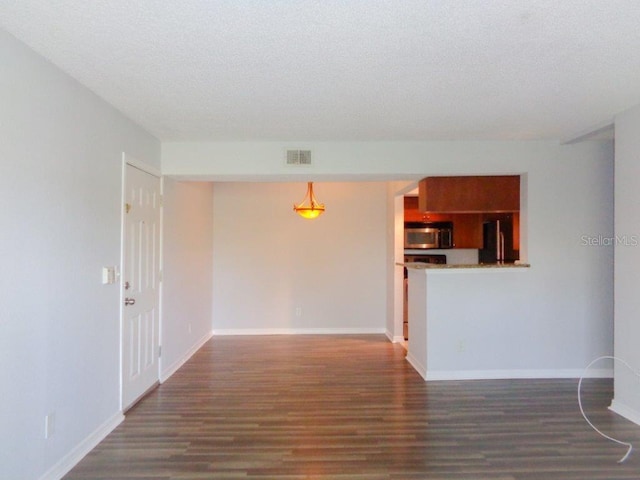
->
[65,335,640,479]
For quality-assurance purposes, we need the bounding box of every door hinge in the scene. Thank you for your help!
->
[158,270,163,282]
[125,202,131,214]
[159,195,164,207]
[158,346,162,357]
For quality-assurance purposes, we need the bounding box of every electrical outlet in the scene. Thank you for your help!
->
[45,412,55,439]
[457,340,465,353]
[295,307,302,317]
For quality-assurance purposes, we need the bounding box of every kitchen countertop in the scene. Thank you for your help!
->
[398,262,531,269]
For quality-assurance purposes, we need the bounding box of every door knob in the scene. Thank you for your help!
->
[124,297,136,306]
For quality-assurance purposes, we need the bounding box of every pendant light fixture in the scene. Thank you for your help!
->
[293,182,325,219]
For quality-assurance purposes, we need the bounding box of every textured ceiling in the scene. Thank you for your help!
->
[1,0,639,142]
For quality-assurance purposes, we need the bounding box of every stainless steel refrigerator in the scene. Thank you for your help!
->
[478,219,519,264]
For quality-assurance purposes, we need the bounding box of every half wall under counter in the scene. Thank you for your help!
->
[402,262,532,381]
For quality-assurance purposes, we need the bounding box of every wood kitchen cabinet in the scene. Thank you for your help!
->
[418,175,520,213]
[451,213,483,248]
[404,197,483,248]
[404,197,449,223]
[406,174,521,250]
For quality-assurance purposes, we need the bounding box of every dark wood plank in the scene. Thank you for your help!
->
[65,335,640,480]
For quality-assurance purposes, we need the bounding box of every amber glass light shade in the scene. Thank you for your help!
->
[293,182,325,219]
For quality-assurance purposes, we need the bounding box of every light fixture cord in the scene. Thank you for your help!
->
[308,182,317,208]
[308,182,322,209]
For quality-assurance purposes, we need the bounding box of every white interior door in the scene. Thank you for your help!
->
[121,162,161,410]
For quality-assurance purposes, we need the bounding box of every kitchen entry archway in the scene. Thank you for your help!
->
[120,155,162,410]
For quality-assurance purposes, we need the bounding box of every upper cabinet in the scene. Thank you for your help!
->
[404,197,449,223]
[404,197,484,248]
[418,175,520,213]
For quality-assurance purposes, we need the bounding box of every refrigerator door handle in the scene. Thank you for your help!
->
[495,220,501,261]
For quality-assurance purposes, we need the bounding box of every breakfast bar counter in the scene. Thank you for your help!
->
[400,261,531,381]
[400,262,530,270]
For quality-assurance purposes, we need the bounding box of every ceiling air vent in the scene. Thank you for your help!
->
[286,149,312,166]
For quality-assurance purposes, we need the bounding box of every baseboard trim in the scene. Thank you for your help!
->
[609,400,640,426]
[160,330,213,383]
[385,330,405,343]
[38,411,124,480]
[212,328,386,336]
[405,353,427,380]
[425,368,613,381]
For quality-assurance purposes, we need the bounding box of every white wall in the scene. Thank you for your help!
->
[423,267,611,379]
[397,137,614,380]
[406,269,428,374]
[161,180,214,380]
[612,104,640,424]
[417,145,613,376]
[0,29,160,479]
[165,139,614,376]
[163,140,603,181]
[0,17,618,479]
[387,181,413,341]
[211,182,387,334]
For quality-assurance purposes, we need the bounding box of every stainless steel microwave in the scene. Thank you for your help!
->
[404,222,453,249]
